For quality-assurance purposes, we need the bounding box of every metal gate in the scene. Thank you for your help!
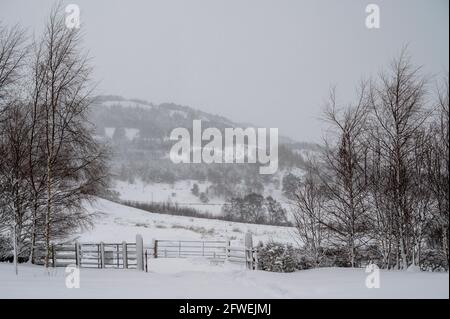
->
[34,242,138,269]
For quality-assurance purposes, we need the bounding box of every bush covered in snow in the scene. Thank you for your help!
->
[420,249,449,272]
[296,254,316,270]
[0,235,12,261]
[291,246,351,268]
[257,242,297,272]
[256,242,368,272]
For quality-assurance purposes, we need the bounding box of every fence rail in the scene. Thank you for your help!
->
[153,239,228,259]
[145,239,258,270]
[34,241,138,269]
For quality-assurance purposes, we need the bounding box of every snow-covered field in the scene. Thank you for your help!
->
[75,198,297,245]
[113,180,225,215]
[0,261,447,298]
[112,178,295,217]
[0,198,448,299]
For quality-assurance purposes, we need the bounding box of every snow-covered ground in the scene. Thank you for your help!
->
[113,180,224,215]
[1,199,448,299]
[0,260,447,298]
[112,178,295,217]
[75,198,297,245]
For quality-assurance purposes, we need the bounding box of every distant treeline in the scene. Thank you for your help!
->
[115,199,293,227]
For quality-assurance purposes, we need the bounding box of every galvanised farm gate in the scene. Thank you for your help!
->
[35,233,258,271]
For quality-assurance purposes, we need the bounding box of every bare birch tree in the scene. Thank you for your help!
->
[0,23,28,274]
[425,75,449,269]
[29,5,109,267]
[368,48,430,269]
[320,84,371,267]
[292,163,329,267]
[0,100,32,274]
[0,23,27,113]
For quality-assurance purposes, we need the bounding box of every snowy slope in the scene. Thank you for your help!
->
[74,198,297,246]
[112,178,295,217]
[113,180,224,215]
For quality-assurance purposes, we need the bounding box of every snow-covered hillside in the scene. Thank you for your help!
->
[112,178,295,217]
[74,198,297,245]
[113,180,224,215]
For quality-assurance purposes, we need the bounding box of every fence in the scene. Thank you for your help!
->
[150,240,228,259]
[34,241,138,269]
[145,237,258,270]
[35,233,258,271]
[225,245,258,270]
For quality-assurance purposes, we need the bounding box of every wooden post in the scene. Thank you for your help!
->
[136,234,144,271]
[145,250,148,272]
[202,241,205,256]
[245,232,253,270]
[51,245,56,268]
[100,242,105,268]
[152,239,158,258]
[75,242,81,267]
[253,248,258,270]
[74,243,78,267]
[122,241,128,269]
[178,241,181,257]
[226,239,231,260]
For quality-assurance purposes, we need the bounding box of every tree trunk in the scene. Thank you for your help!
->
[29,199,38,264]
[12,215,18,275]
[44,156,52,268]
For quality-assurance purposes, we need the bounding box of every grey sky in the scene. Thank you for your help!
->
[1,0,448,142]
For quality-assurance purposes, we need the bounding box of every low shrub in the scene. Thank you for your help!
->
[420,249,449,272]
[257,242,297,272]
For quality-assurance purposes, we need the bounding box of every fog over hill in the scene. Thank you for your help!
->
[91,95,316,145]
[90,95,320,220]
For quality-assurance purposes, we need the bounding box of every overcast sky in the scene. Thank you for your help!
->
[1,0,448,142]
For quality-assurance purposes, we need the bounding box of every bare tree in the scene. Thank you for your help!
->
[320,83,371,267]
[0,23,27,115]
[367,128,396,268]
[410,129,433,266]
[424,75,449,269]
[0,22,28,274]
[292,164,328,267]
[29,5,109,267]
[0,100,32,274]
[25,37,49,263]
[368,48,430,269]
[265,196,287,226]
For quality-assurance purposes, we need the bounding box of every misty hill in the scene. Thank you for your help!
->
[90,95,321,202]
[91,95,303,144]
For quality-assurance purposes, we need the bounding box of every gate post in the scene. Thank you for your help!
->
[253,248,258,270]
[100,242,105,268]
[245,232,253,270]
[122,241,128,269]
[75,242,81,267]
[136,234,144,271]
[51,244,56,268]
[145,250,148,272]
[152,239,158,258]
[225,238,230,260]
